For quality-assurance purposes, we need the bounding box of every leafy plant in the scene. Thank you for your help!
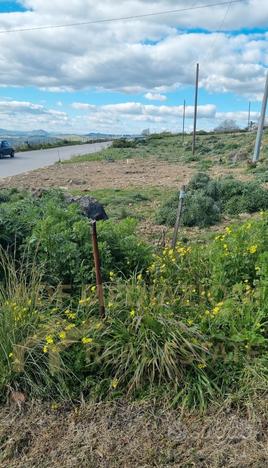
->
[156,172,268,227]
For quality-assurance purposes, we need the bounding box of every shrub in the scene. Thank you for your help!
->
[156,172,268,228]
[112,138,137,148]
[0,191,152,285]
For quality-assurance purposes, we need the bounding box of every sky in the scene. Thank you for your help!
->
[0,0,266,134]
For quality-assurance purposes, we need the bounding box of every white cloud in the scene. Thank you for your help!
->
[145,92,167,101]
[0,98,261,134]
[0,100,69,131]
[0,1,265,97]
[72,101,216,118]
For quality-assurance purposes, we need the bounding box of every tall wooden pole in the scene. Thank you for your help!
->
[253,71,268,163]
[91,221,105,318]
[182,100,186,143]
[192,63,199,155]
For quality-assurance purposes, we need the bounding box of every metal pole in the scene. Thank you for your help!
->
[91,221,105,318]
[182,100,186,143]
[247,101,251,130]
[171,185,186,250]
[253,72,268,163]
[192,63,199,155]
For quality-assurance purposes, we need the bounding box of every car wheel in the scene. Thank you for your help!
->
[10,151,14,158]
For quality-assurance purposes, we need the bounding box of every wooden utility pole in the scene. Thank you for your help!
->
[247,101,251,130]
[182,100,186,143]
[91,221,105,318]
[253,71,268,163]
[192,63,199,155]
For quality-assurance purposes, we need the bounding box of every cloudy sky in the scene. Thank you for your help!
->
[0,0,267,134]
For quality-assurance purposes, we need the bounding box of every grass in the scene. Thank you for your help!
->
[2,208,268,410]
[88,186,176,221]
[64,130,268,168]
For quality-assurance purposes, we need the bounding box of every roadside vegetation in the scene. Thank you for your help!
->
[1,184,268,411]
[65,130,268,166]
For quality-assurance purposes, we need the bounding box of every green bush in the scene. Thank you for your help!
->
[0,191,152,285]
[112,138,137,148]
[156,172,268,227]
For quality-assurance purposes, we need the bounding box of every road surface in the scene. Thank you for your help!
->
[0,142,111,178]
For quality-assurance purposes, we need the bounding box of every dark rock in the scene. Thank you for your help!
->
[65,195,108,221]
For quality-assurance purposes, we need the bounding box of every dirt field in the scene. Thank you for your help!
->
[1,400,268,467]
[0,158,251,191]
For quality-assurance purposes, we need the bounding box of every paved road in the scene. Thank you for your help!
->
[0,141,111,178]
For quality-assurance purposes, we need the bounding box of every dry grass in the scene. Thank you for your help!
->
[1,400,268,467]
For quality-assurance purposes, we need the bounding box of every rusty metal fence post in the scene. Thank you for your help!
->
[91,220,105,318]
[171,185,186,250]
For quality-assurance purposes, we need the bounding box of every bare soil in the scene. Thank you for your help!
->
[0,401,268,467]
[0,158,251,191]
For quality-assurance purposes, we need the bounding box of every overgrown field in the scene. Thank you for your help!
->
[1,186,268,410]
[1,131,268,465]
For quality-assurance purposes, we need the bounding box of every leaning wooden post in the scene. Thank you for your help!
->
[171,185,186,250]
[91,220,105,318]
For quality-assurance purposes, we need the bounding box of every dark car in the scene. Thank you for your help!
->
[0,140,15,158]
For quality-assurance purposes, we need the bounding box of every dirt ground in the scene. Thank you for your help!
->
[0,158,251,191]
[1,400,268,467]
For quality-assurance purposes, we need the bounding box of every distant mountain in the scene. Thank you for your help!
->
[0,128,49,137]
[86,132,139,139]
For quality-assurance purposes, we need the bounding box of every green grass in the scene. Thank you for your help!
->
[2,214,268,409]
[89,187,176,221]
[64,130,268,168]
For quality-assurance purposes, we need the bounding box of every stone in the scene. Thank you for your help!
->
[65,195,108,221]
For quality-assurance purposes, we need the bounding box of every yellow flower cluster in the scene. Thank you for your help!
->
[64,309,76,320]
[82,337,93,344]
[205,301,224,319]
[248,245,258,254]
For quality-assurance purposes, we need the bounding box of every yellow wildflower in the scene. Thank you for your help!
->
[137,273,143,281]
[82,337,93,344]
[225,227,232,234]
[187,320,194,326]
[91,286,96,292]
[65,323,75,331]
[111,378,119,389]
[248,245,258,254]
[130,309,135,318]
[59,331,66,340]
[8,352,13,358]
[197,363,207,369]
[43,345,48,353]
[45,335,54,344]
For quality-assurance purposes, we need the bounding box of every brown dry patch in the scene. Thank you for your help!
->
[0,401,268,467]
[0,158,252,192]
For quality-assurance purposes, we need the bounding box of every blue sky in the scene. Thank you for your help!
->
[0,0,266,134]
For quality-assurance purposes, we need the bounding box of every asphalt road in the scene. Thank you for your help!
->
[0,141,111,178]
